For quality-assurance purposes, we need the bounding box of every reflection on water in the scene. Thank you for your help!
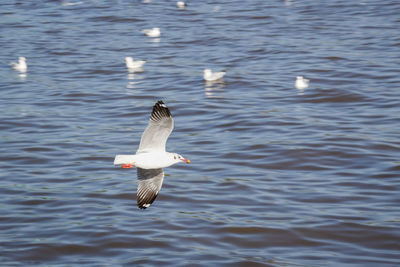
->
[149,38,160,44]
[18,73,27,81]
[204,80,226,98]
[296,86,305,96]
[127,67,144,74]
[126,73,145,91]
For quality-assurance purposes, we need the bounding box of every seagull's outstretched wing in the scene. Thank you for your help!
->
[137,168,164,209]
[137,101,174,154]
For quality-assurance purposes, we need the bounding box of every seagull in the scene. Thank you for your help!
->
[114,101,191,209]
[9,57,27,73]
[125,57,146,71]
[142,27,161,38]
[203,69,226,81]
[295,76,309,90]
[177,1,186,9]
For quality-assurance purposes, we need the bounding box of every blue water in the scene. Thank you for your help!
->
[1,0,399,266]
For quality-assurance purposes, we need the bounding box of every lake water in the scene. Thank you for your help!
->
[1,0,399,266]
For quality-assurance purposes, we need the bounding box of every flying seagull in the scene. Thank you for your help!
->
[114,101,190,209]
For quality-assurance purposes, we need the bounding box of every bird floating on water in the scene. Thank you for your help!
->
[177,1,186,9]
[9,57,27,73]
[295,76,309,90]
[114,101,191,209]
[125,57,146,71]
[203,69,226,81]
[142,27,161,38]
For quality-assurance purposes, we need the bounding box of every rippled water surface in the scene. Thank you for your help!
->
[1,0,400,266]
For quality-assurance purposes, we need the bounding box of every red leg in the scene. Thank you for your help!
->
[121,164,134,168]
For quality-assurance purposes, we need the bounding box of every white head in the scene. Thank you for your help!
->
[171,153,191,164]
[125,57,134,69]
[19,57,26,63]
[126,57,134,67]
[204,69,212,76]
[296,76,303,80]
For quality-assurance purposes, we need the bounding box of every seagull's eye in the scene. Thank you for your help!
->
[174,155,176,159]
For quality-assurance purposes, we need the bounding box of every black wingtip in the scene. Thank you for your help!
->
[137,194,158,209]
[151,100,171,121]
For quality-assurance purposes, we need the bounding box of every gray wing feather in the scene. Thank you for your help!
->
[137,168,164,209]
[137,101,174,154]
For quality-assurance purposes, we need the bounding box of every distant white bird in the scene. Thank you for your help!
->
[142,27,161,38]
[114,101,191,209]
[295,76,309,90]
[125,57,146,71]
[61,0,82,6]
[9,57,27,73]
[177,1,186,9]
[203,69,226,81]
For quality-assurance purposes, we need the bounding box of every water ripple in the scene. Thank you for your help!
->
[1,0,400,266]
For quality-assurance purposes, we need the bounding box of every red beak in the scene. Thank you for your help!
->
[181,158,191,163]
